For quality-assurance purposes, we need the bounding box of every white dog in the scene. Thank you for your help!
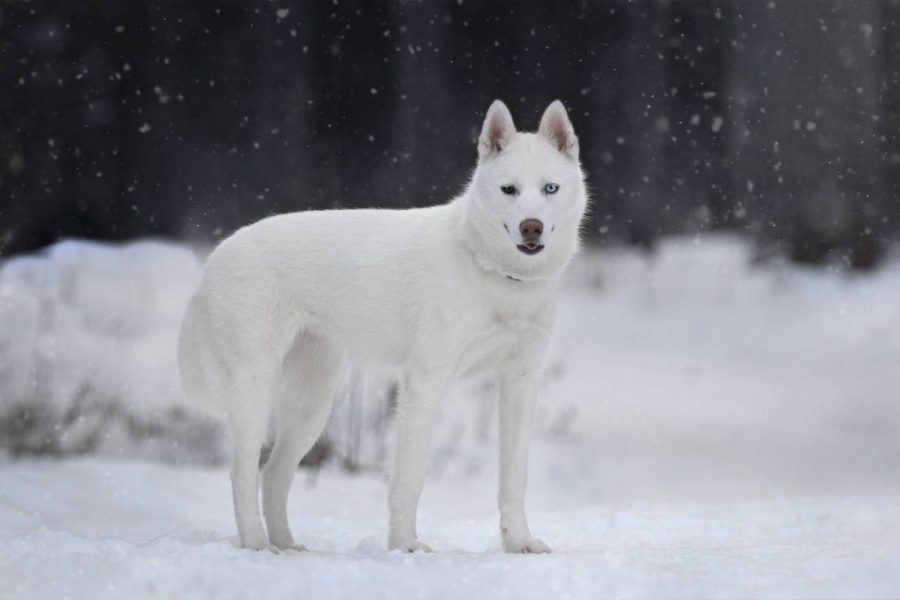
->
[178,99,588,553]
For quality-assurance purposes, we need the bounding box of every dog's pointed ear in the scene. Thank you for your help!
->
[478,100,516,161]
[538,100,579,160]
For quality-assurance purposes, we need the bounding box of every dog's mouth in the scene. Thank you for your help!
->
[517,243,544,255]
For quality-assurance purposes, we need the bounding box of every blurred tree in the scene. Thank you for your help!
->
[727,1,887,268]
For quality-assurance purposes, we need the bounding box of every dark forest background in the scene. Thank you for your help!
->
[2,0,900,268]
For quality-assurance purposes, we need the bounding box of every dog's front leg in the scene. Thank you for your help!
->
[498,373,551,553]
[388,373,444,552]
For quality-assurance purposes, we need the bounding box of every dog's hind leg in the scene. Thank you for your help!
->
[227,371,272,550]
[262,332,344,550]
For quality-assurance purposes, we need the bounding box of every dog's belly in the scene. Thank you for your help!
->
[295,307,411,369]
[310,308,520,378]
[341,332,410,369]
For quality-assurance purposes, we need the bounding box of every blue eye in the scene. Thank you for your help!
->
[500,185,517,195]
[544,183,559,194]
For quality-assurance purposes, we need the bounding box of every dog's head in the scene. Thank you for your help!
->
[465,100,588,281]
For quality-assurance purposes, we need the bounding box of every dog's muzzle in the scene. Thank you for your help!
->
[518,219,544,255]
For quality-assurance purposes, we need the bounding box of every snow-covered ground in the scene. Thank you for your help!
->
[3,458,900,599]
[2,234,900,598]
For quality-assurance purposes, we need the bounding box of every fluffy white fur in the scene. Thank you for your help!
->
[178,99,588,553]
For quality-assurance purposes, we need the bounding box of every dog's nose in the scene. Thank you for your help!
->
[519,219,543,243]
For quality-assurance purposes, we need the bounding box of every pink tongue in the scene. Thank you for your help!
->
[527,243,537,249]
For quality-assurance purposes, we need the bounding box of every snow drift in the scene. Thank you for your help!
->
[2,233,900,499]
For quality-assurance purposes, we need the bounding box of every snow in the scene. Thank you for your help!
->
[2,459,899,599]
[2,233,900,598]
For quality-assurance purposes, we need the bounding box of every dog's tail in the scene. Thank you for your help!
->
[177,294,226,418]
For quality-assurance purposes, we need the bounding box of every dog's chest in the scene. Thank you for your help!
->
[453,291,549,377]
[455,321,522,376]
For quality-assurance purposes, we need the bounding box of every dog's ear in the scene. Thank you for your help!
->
[538,100,579,160]
[478,100,516,161]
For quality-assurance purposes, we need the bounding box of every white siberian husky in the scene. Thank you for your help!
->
[178,99,588,553]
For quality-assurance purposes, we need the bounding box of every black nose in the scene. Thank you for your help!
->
[519,219,543,243]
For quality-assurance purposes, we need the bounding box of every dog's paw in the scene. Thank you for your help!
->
[389,538,434,553]
[240,530,272,551]
[269,534,308,553]
[503,536,552,554]
[272,543,307,555]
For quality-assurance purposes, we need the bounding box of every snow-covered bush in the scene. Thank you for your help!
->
[6,233,897,489]
[0,240,225,463]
